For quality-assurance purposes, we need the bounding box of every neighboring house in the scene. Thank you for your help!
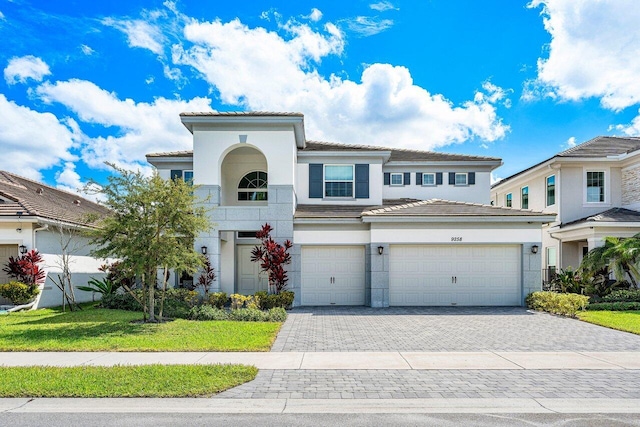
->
[491,136,640,282]
[0,171,110,308]
[146,112,554,307]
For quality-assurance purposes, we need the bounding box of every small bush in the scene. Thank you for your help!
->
[526,291,589,317]
[207,292,228,309]
[602,289,640,303]
[265,307,287,322]
[256,291,295,309]
[230,294,259,310]
[587,301,640,311]
[100,292,143,311]
[189,305,230,321]
[254,291,268,309]
[0,281,39,304]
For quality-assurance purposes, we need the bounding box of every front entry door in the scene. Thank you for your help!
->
[236,245,267,295]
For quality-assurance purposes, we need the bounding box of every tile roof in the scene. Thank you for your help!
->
[302,141,501,162]
[146,150,193,158]
[493,136,640,188]
[180,111,304,117]
[0,171,110,227]
[362,199,554,218]
[561,207,640,228]
[295,199,553,220]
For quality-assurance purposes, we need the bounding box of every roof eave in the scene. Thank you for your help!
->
[361,215,555,223]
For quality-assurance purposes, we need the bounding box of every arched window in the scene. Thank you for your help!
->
[238,171,268,201]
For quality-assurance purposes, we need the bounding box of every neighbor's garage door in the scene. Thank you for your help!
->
[390,245,520,306]
[301,246,365,305]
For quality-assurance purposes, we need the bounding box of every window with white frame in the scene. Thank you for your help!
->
[546,175,555,206]
[455,173,468,186]
[505,193,512,207]
[390,173,404,186]
[422,173,435,186]
[184,170,194,185]
[238,171,268,201]
[521,186,528,209]
[586,171,605,203]
[324,165,354,197]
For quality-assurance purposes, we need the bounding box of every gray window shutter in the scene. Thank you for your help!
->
[309,164,323,198]
[468,172,476,185]
[384,172,390,185]
[448,172,455,185]
[415,173,422,185]
[403,172,410,186]
[355,164,369,199]
[436,172,443,185]
[170,170,183,180]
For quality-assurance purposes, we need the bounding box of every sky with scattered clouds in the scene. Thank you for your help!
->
[0,0,639,195]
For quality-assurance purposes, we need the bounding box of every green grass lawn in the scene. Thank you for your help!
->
[0,306,281,351]
[578,310,640,335]
[0,364,257,397]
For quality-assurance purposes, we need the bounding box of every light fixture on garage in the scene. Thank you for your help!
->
[378,246,384,255]
[531,244,539,254]
[201,246,208,255]
[19,244,27,255]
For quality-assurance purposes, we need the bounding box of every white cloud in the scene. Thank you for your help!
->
[480,143,489,149]
[102,17,165,55]
[528,0,640,111]
[490,172,503,186]
[0,94,79,180]
[4,55,51,85]
[305,8,323,22]
[0,10,5,20]
[80,44,94,55]
[35,79,211,171]
[173,18,509,150]
[370,1,398,12]
[341,16,394,37]
[566,136,576,148]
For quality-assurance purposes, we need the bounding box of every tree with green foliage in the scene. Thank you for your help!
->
[85,164,211,322]
[580,234,640,289]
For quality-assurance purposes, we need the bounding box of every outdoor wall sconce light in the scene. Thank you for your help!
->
[531,244,539,254]
[378,246,384,255]
[19,244,27,254]
[201,246,208,255]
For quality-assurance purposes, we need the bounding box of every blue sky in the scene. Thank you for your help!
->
[1,0,639,196]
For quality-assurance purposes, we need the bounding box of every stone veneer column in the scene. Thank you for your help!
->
[370,243,389,307]
[521,242,542,304]
[195,185,222,292]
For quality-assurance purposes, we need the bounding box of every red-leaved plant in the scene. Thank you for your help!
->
[251,223,292,294]
[2,249,46,286]
[197,255,216,296]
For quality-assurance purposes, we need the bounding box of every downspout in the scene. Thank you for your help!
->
[549,230,562,269]
[32,223,48,251]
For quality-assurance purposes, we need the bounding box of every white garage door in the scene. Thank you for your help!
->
[301,246,365,305]
[390,245,521,306]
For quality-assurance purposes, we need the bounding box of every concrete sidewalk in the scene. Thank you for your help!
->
[2,397,640,414]
[1,351,639,370]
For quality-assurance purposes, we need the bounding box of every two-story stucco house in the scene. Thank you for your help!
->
[491,136,640,282]
[146,112,554,308]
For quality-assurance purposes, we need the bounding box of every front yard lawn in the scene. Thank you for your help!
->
[0,305,281,351]
[0,364,257,397]
[578,310,640,335]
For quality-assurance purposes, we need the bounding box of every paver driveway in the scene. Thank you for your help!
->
[271,306,640,352]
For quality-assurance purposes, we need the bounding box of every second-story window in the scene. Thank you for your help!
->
[324,165,354,197]
[422,173,435,186]
[184,170,194,186]
[238,171,268,201]
[521,186,528,209]
[506,193,512,207]
[546,175,555,206]
[586,171,605,203]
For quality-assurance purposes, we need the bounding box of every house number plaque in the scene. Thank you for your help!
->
[451,237,463,241]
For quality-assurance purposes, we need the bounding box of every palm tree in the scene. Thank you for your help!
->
[580,233,640,289]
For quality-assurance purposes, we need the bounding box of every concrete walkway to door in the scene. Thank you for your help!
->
[271,306,640,352]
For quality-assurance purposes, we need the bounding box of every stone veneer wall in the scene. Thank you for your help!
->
[194,184,297,298]
[622,164,640,206]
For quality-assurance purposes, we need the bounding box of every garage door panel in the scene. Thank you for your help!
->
[301,246,365,306]
[390,245,521,307]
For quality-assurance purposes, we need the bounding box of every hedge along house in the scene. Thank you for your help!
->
[0,171,111,308]
[146,112,555,307]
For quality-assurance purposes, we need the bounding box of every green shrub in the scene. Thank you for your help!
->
[602,289,640,303]
[207,292,228,309]
[526,291,589,317]
[230,294,259,310]
[254,291,268,309]
[189,305,230,321]
[101,288,199,318]
[265,307,287,322]
[0,281,39,304]
[256,291,295,309]
[587,301,640,311]
[100,292,143,311]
